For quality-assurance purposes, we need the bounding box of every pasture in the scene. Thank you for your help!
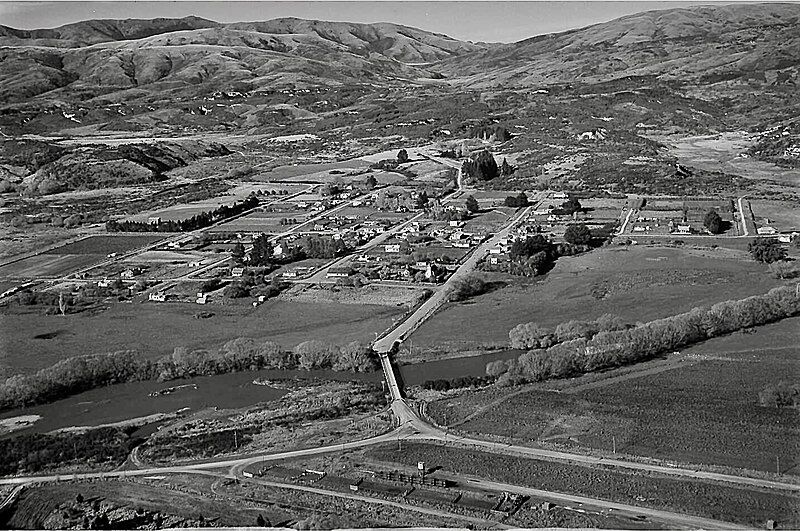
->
[0,299,405,376]
[46,235,164,255]
[409,244,782,348]
[0,254,101,279]
[428,317,800,475]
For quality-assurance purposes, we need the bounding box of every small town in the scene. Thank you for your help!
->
[0,2,798,530]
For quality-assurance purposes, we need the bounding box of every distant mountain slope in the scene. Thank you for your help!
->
[0,16,220,47]
[0,17,487,103]
[438,3,800,87]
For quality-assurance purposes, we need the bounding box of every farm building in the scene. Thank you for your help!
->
[326,266,353,279]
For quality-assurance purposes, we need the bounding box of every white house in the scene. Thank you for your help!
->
[384,244,401,253]
[757,226,778,235]
[149,292,167,302]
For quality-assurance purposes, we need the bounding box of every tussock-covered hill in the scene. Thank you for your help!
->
[0,17,486,104]
[438,3,800,87]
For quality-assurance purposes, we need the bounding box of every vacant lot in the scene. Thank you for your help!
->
[287,284,427,306]
[410,245,782,348]
[366,443,800,528]
[0,300,404,376]
[428,317,800,474]
[751,199,800,231]
[46,235,164,255]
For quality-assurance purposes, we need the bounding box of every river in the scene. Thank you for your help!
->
[0,350,521,437]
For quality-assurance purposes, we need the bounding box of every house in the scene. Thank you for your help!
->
[196,295,208,304]
[675,224,691,235]
[282,270,299,278]
[384,244,401,253]
[326,266,353,278]
[449,220,464,228]
[98,278,112,288]
[149,292,167,302]
[231,267,245,277]
[148,217,162,224]
[120,268,141,279]
[273,244,284,257]
[778,232,798,243]
[757,226,778,235]
[552,192,568,199]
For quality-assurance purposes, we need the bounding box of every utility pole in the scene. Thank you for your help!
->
[234,430,238,449]
[777,456,780,475]
[612,435,616,455]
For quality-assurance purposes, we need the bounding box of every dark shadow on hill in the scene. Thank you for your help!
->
[33,330,64,340]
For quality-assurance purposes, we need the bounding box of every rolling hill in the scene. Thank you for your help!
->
[437,3,800,87]
[0,16,487,104]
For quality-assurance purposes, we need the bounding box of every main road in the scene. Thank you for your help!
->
[373,204,533,353]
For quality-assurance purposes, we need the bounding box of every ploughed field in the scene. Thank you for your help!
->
[0,299,404,376]
[428,317,800,474]
[409,245,782,348]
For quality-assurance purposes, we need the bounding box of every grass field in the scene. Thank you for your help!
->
[210,210,306,232]
[46,235,164,255]
[410,245,782,348]
[365,443,800,528]
[263,160,368,181]
[0,299,405,376]
[427,318,800,474]
[0,254,101,279]
[750,199,800,231]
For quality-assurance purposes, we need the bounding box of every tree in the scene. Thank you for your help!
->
[703,210,724,234]
[500,158,513,176]
[749,238,787,263]
[397,149,409,163]
[415,190,429,209]
[564,223,592,245]
[465,195,479,213]
[256,514,268,527]
[510,235,552,260]
[58,291,68,316]
[231,242,245,264]
[461,150,498,181]
[504,192,528,207]
[364,174,378,190]
[447,274,489,302]
[559,197,582,215]
[768,261,799,279]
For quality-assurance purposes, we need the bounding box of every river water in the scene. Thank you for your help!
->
[0,350,522,437]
